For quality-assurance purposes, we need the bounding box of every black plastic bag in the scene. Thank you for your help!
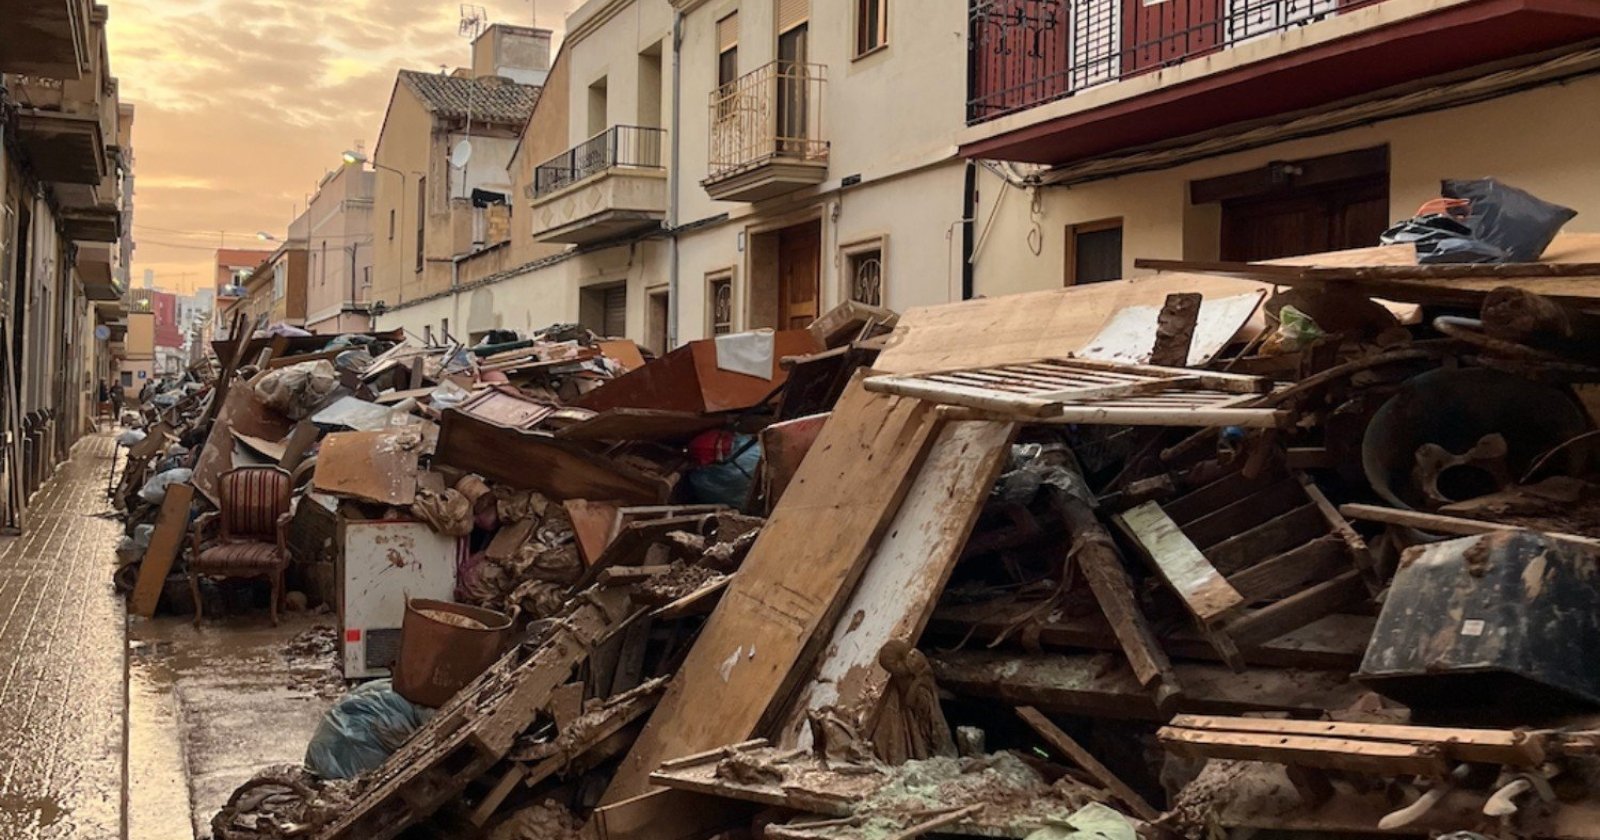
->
[1442,177,1576,262]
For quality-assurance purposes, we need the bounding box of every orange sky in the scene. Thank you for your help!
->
[106,0,574,295]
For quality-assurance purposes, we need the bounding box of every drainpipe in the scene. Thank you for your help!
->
[962,160,976,300]
[667,10,684,349]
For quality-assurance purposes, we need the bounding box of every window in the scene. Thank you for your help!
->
[638,44,663,129]
[587,76,609,138]
[415,177,426,273]
[440,318,449,342]
[843,240,884,306]
[716,12,738,92]
[388,209,396,241]
[707,273,733,336]
[1065,218,1123,285]
[580,283,628,338]
[423,325,435,345]
[320,241,328,286]
[855,0,887,57]
[272,261,286,301]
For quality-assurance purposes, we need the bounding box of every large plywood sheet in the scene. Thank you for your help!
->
[776,420,1017,748]
[597,377,939,805]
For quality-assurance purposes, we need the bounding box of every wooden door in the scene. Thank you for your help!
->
[1123,0,1223,76]
[777,221,821,330]
[1220,176,1389,262]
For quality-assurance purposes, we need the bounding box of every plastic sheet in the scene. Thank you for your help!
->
[138,468,193,504]
[304,679,435,780]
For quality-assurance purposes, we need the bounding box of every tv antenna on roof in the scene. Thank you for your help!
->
[459,4,488,41]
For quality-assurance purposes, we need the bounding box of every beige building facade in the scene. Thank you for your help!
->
[304,163,376,334]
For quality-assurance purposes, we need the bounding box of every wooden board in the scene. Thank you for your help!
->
[578,331,822,414]
[874,274,1270,375]
[597,377,939,805]
[931,649,1364,721]
[310,430,422,506]
[566,500,621,565]
[1018,706,1159,821]
[1168,715,1547,766]
[553,409,725,443]
[1158,728,1450,776]
[434,408,671,505]
[777,420,1017,748]
[130,483,196,618]
[1116,501,1245,625]
[192,383,295,505]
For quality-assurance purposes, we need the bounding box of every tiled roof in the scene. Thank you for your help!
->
[398,70,541,124]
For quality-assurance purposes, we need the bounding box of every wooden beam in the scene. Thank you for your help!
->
[129,483,196,618]
[1017,707,1159,821]
[1169,715,1547,766]
[1224,571,1366,647]
[1158,727,1451,776]
[1340,503,1600,549]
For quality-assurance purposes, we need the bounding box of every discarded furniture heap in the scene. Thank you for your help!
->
[134,228,1600,840]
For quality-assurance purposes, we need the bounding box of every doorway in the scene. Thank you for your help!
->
[748,219,822,331]
[1192,146,1391,262]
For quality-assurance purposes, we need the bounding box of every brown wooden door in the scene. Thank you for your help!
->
[1220,176,1389,262]
[1122,0,1223,76]
[777,221,821,330]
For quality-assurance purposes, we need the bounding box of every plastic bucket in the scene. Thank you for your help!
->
[392,598,512,708]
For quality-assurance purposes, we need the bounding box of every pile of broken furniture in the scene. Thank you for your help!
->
[206,233,1600,840]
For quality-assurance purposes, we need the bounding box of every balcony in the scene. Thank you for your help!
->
[8,25,110,186]
[529,126,668,245]
[962,0,1600,167]
[703,61,829,203]
[0,0,93,78]
[77,244,120,301]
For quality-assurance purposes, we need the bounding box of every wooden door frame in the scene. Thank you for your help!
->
[742,208,827,330]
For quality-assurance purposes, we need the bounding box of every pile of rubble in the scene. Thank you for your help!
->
[126,184,1600,840]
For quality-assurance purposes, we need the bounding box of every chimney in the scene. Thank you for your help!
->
[471,23,552,87]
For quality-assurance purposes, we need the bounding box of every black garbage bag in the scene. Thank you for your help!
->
[1442,177,1576,262]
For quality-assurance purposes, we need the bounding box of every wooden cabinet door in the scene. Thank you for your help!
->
[778,222,821,330]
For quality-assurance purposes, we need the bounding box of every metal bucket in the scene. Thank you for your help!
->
[392,598,512,708]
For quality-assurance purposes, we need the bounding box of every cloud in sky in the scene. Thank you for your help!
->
[106,0,569,294]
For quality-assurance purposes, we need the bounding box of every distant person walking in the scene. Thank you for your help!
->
[109,381,125,420]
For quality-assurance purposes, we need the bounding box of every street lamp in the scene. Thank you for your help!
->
[256,231,277,242]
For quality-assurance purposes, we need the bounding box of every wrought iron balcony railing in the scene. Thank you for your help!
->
[707,60,829,181]
[968,0,1390,124]
[532,125,666,200]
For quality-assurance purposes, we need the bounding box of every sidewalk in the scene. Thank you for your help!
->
[0,434,125,839]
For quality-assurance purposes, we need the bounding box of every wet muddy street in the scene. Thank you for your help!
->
[0,434,339,840]
[128,614,338,839]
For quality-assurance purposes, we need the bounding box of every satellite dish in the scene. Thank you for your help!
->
[451,139,473,169]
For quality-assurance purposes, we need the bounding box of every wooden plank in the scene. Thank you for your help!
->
[1135,256,1600,282]
[1340,503,1600,549]
[589,789,756,840]
[1048,488,1182,705]
[874,275,1269,375]
[1225,571,1366,647]
[1183,478,1305,549]
[553,409,724,443]
[130,483,196,618]
[1116,501,1245,625]
[1168,715,1547,766]
[1164,469,1281,526]
[1295,473,1378,586]
[434,408,671,505]
[1017,707,1159,821]
[1228,537,1348,603]
[931,649,1364,721]
[1158,727,1451,776]
[1149,292,1203,368]
[597,377,939,805]
[1205,503,1324,576]
[776,420,1018,748]
[277,420,320,473]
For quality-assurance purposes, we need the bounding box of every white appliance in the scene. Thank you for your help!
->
[337,516,463,679]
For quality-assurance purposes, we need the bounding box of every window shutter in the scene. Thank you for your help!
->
[777,0,807,32]
[717,13,739,51]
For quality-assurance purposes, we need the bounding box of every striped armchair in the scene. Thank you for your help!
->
[188,466,293,626]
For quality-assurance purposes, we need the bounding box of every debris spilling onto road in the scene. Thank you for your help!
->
[111,189,1600,840]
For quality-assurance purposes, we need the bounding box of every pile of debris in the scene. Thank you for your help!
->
[170,183,1600,840]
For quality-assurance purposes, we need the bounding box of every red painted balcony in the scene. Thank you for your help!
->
[963,0,1600,167]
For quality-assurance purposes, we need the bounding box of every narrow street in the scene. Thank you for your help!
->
[0,434,124,839]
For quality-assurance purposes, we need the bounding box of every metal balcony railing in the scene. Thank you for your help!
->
[532,125,666,199]
[707,60,829,181]
[968,0,1391,124]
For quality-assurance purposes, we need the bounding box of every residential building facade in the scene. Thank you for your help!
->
[1,0,134,519]
[212,248,272,339]
[961,0,1600,296]
[304,163,376,334]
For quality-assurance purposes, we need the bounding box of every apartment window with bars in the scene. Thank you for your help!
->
[855,0,887,57]
[842,237,885,307]
[708,273,733,336]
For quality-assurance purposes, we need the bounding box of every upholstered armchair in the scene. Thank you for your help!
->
[188,466,293,626]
